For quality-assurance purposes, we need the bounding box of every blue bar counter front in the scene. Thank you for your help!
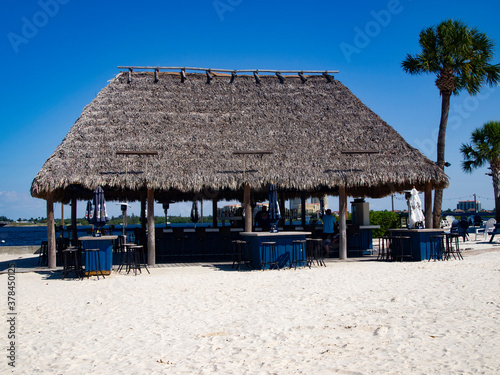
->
[389,229,445,261]
[239,231,311,269]
[79,235,117,274]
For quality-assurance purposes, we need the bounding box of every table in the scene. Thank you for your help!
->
[239,231,311,269]
[388,229,445,261]
[78,235,117,276]
[489,223,500,243]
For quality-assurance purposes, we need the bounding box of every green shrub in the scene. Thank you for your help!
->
[369,210,400,237]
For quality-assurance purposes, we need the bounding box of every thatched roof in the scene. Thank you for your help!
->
[31,68,448,203]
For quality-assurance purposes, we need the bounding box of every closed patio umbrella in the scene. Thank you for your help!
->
[85,200,94,223]
[408,187,424,229]
[91,186,109,232]
[190,201,200,227]
[268,184,280,232]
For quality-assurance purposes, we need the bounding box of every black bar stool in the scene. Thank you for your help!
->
[261,242,279,270]
[290,240,308,269]
[83,248,105,279]
[122,244,148,275]
[231,240,251,271]
[392,235,412,262]
[62,247,83,280]
[377,236,392,261]
[444,233,463,260]
[306,238,324,266]
[38,241,48,266]
[135,244,150,274]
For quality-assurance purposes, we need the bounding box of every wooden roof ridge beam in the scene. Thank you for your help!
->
[117,66,339,75]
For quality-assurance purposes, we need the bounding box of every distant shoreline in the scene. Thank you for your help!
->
[2,223,47,227]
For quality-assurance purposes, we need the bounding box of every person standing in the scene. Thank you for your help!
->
[322,209,338,256]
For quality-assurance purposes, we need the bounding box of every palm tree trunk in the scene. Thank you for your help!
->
[491,163,500,222]
[433,91,451,228]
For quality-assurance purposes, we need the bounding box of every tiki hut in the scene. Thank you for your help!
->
[31,67,448,266]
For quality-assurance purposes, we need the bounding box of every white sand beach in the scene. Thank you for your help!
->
[1,247,499,374]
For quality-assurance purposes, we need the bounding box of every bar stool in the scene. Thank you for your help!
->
[38,241,48,266]
[62,247,83,280]
[261,242,279,270]
[429,235,444,261]
[377,236,391,261]
[231,240,251,271]
[392,235,412,262]
[290,240,308,269]
[121,244,148,275]
[84,248,105,279]
[306,238,324,267]
[444,233,463,260]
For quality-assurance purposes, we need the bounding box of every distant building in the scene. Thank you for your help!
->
[457,200,481,212]
[289,198,322,216]
[218,204,241,217]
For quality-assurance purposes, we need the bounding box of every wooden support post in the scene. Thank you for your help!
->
[339,186,347,260]
[147,188,155,266]
[212,198,218,228]
[244,183,252,232]
[71,197,77,246]
[425,183,433,229]
[61,203,64,227]
[279,192,285,227]
[301,192,306,226]
[200,200,204,225]
[47,195,56,268]
[141,195,146,232]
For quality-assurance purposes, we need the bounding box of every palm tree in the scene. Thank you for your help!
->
[402,19,500,227]
[461,121,500,221]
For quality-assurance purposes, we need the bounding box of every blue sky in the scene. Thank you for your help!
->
[1,0,499,220]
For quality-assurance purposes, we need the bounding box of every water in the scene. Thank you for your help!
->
[0,223,225,247]
[0,220,310,247]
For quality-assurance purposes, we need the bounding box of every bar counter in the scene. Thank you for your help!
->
[78,235,117,275]
[389,229,445,261]
[239,231,311,269]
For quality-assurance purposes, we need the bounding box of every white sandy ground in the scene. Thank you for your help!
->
[0,244,499,374]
